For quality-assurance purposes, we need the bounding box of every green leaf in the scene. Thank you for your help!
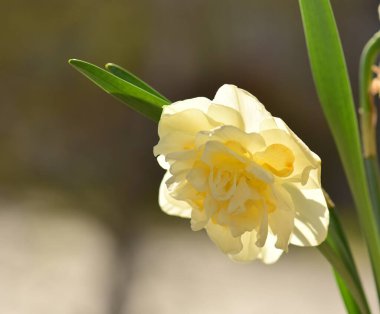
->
[319,208,370,313]
[334,272,362,314]
[319,240,367,313]
[105,63,170,102]
[298,0,380,301]
[69,59,169,122]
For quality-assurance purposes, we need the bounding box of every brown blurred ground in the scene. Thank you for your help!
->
[0,0,379,313]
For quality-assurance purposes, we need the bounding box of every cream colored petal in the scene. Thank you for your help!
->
[167,150,197,176]
[262,117,321,183]
[229,231,284,264]
[201,140,247,166]
[153,131,195,157]
[195,125,266,155]
[255,209,268,247]
[254,144,295,177]
[186,161,209,192]
[227,177,260,214]
[269,185,295,250]
[162,97,211,115]
[225,180,264,238]
[284,183,329,246]
[157,155,169,170]
[302,166,322,189]
[245,162,274,184]
[155,108,220,168]
[191,207,209,231]
[159,172,192,218]
[212,84,272,133]
[259,116,289,133]
[259,127,320,183]
[206,221,243,254]
[207,104,244,130]
[269,209,294,251]
[158,108,220,139]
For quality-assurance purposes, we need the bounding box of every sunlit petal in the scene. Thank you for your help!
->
[159,172,192,218]
[213,84,272,133]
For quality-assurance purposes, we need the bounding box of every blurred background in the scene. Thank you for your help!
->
[0,0,379,313]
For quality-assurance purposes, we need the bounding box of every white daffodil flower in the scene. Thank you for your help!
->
[154,84,329,264]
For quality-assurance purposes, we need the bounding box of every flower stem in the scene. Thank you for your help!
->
[359,32,380,158]
[359,31,380,299]
[334,272,362,314]
[318,197,370,313]
[319,241,367,314]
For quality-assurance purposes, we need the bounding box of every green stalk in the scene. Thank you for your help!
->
[319,242,368,314]
[318,197,370,314]
[359,32,380,234]
[334,273,362,314]
[298,0,380,302]
[364,158,380,226]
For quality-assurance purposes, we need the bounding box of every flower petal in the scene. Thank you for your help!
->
[158,109,220,139]
[206,221,243,254]
[203,125,266,152]
[269,186,295,251]
[154,108,221,160]
[284,183,329,246]
[229,231,284,264]
[212,84,272,133]
[259,127,320,183]
[157,155,169,170]
[162,97,211,115]
[159,171,192,218]
[186,161,210,192]
[207,104,244,130]
[254,144,295,177]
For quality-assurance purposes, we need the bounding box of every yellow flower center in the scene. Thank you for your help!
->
[183,139,295,237]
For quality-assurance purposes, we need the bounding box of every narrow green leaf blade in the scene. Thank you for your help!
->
[69,59,170,121]
[323,208,370,313]
[334,272,362,314]
[298,0,359,177]
[105,63,170,102]
[298,0,380,297]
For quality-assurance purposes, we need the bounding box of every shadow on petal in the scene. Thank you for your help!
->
[285,184,329,246]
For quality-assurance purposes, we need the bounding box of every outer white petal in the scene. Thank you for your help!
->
[162,97,211,115]
[159,171,192,218]
[259,116,290,133]
[206,221,243,254]
[190,208,209,231]
[157,108,220,139]
[230,231,284,264]
[154,108,220,162]
[302,165,322,189]
[212,84,272,133]
[157,155,169,170]
[207,104,244,130]
[284,182,329,246]
[153,131,195,157]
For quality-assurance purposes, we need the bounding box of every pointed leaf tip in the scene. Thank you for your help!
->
[104,62,170,102]
[68,59,169,122]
